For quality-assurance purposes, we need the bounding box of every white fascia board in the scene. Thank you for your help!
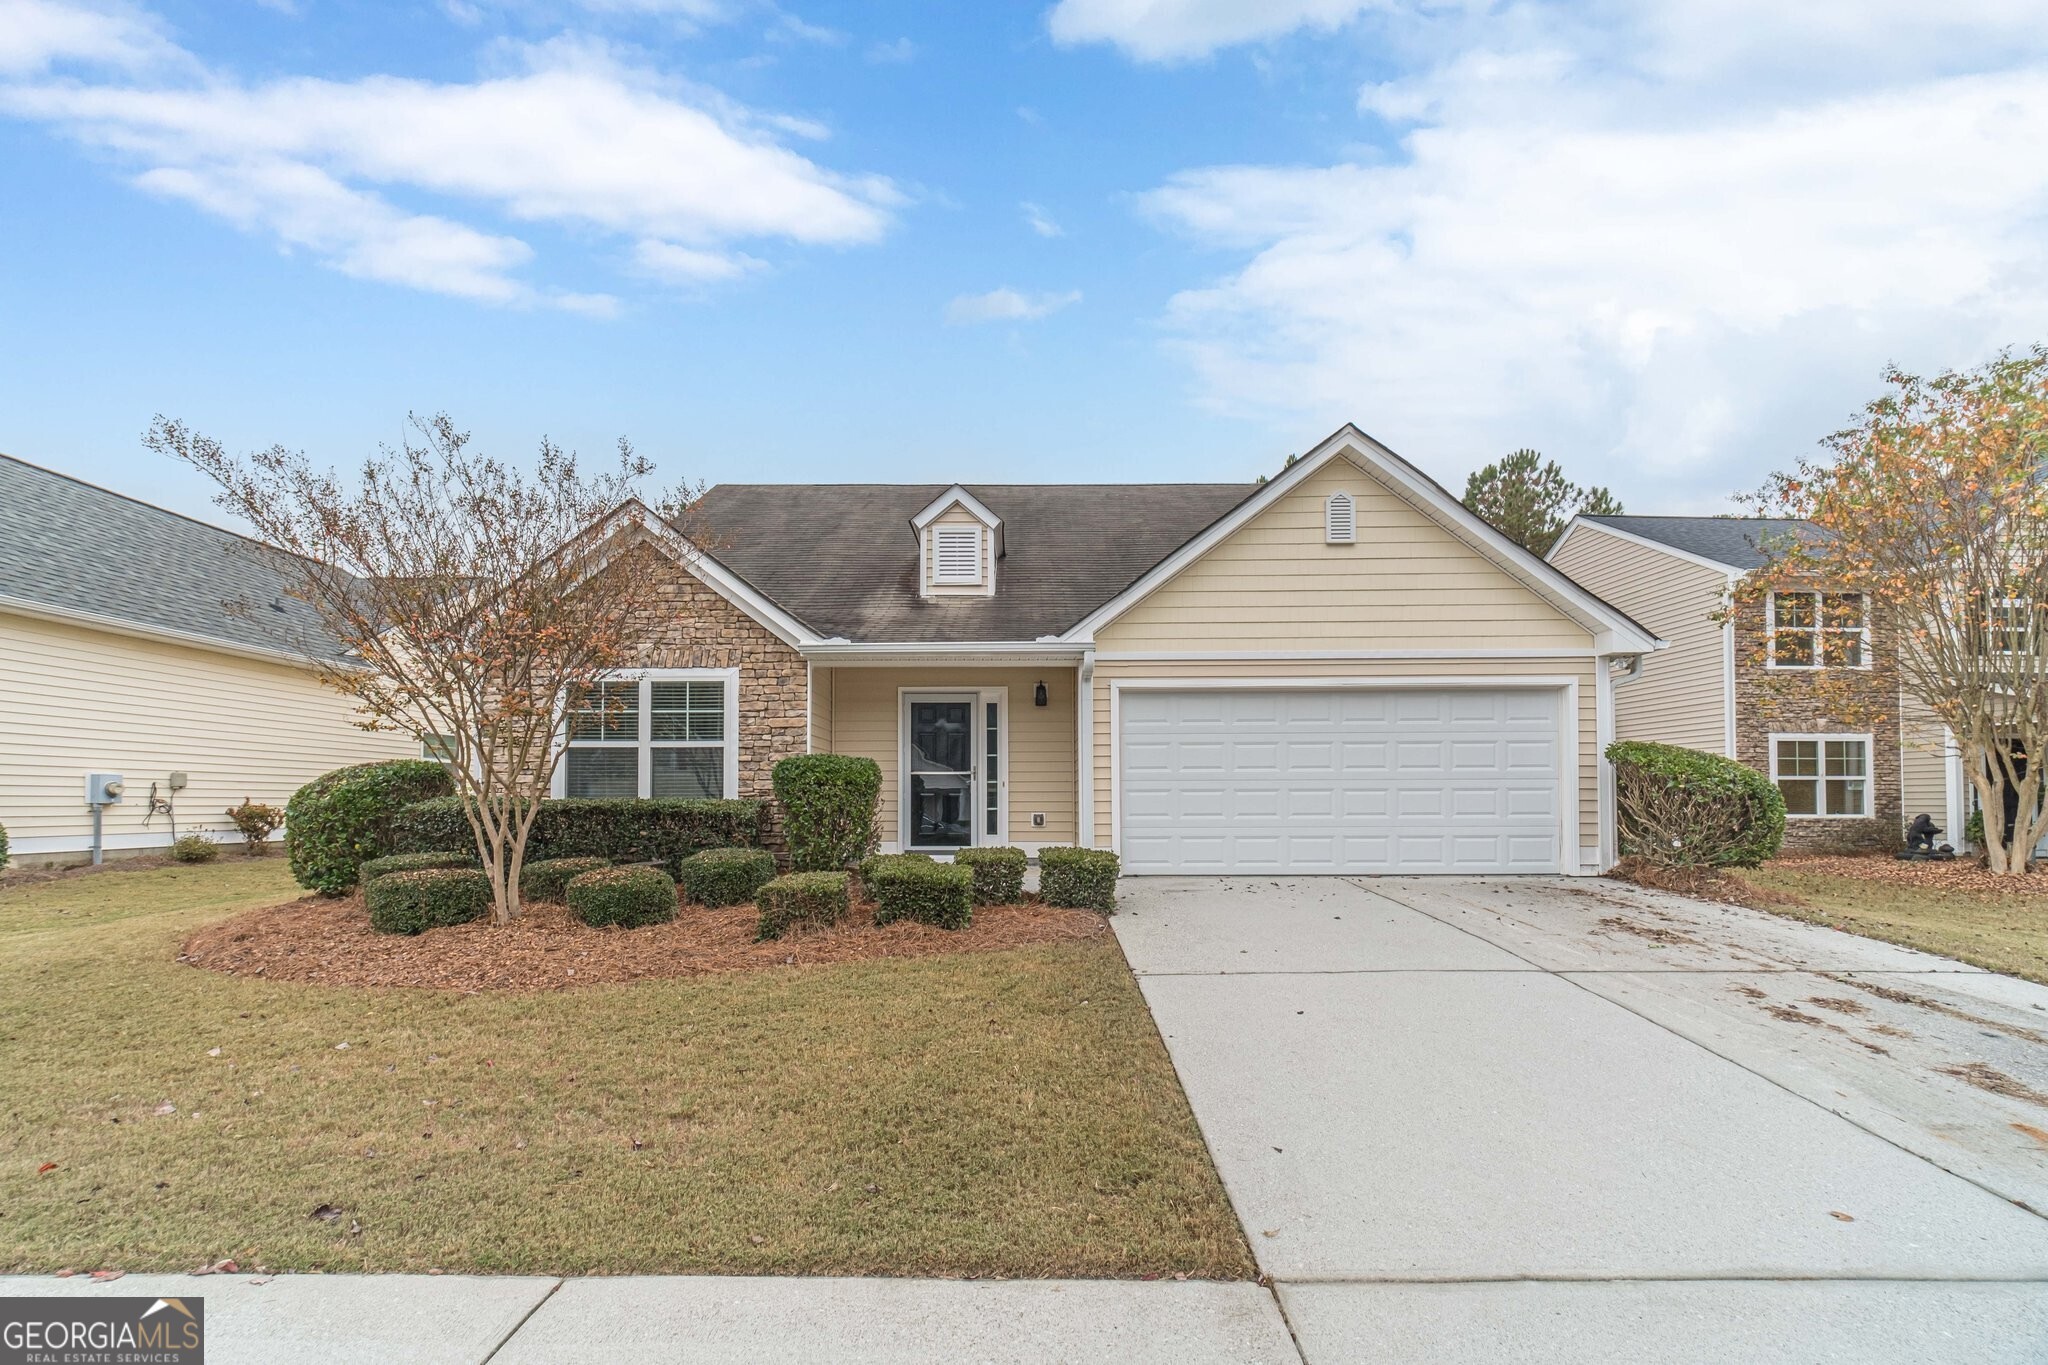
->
[623,506,820,650]
[1550,515,1750,579]
[0,593,328,670]
[802,640,1086,668]
[910,485,1002,532]
[1060,425,1660,652]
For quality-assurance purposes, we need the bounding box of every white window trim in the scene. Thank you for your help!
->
[553,667,741,800]
[1325,490,1356,544]
[1765,590,1871,671]
[1984,596,2035,657]
[1769,731,1874,820]
[931,524,985,586]
[896,686,1008,853]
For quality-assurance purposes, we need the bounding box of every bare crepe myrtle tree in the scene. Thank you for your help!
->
[147,413,705,921]
[1737,349,2048,873]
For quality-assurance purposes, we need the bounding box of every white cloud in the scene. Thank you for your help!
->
[634,238,765,283]
[0,6,898,305]
[0,0,182,74]
[865,37,915,64]
[1140,4,2048,502]
[1021,201,1063,238]
[945,287,1081,324]
[1046,0,1380,62]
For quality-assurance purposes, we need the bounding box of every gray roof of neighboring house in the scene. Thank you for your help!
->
[693,482,1258,642]
[1577,514,1816,572]
[0,453,346,660]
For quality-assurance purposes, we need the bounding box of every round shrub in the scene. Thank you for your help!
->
[1608,740,1786,869]
[170,834,221,863]
[224,798,286,854]
[1039,847,1120,913]
[361,851,474,882]
[678,847,776,907]
[772,755,883,871]
[755,871,850,941]
[567,865,678,929]
[522,856,611,903]
[286,759,454,896]
[953,846,1027,906]
[366,867,493,935]
[869,858,973,930]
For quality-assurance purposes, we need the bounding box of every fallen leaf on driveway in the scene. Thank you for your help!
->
[1261,1229,1278,1238]
[1830,1211,1855,1222]
[90,1270,124,1282]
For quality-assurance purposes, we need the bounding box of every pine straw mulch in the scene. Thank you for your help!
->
[1614,852,2048,908]
[179,893,1110,992]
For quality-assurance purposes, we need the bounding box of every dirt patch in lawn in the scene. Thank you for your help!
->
[181,894,1109,991]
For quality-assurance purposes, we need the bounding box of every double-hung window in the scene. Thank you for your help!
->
[562,672,735,800]
[1768,591,1867,668]
[1771,735,1869,817]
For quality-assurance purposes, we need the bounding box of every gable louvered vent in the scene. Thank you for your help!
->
[1325,491,1356,544]
[933,525,983,584]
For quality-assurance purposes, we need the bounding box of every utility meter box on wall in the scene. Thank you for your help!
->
[86,773,126,806]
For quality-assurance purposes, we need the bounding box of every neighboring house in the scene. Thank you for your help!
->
[0,454,415,865]
[580,427,1660,875]
[1546,513,1972,853]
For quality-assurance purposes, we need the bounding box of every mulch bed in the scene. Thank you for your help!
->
[180,893,1110,992]
[1614,852,2048,907]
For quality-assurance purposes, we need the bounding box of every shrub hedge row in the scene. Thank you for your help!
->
[360,851,473,881]
[391,797,764,873]
[952,846,1027,906]
[367,867,494,935]
[868,858,973,930]
[772,755,882,871]
[677,847,777,907]
[1039,847,1120,912]
[520,856,611,903]
[1607,740,1785,869]
[756,871,850,941]
[565,865,678,928]
[287,759,455,895]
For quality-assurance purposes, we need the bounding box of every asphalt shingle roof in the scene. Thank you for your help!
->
[0,453,347,660]
[1579,514,1815,572]
[692,483,1258,642]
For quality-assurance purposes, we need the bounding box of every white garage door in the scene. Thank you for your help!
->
[1118,687,1563,875]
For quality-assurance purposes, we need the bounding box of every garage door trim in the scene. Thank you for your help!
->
[1108,675,1580,875]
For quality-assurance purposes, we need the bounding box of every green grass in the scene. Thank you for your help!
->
[1737,864,2048,985]
[0,861,1251,1279]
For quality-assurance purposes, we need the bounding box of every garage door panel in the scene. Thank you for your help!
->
[1119,687,1562,875]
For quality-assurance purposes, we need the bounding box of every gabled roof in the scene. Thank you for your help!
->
[0,452,347,661]
[1569,514,1816,572]
[690,483,1255,643]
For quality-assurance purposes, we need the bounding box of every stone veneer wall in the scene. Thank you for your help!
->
[1731,593,1901,853]
[616,547,809,854]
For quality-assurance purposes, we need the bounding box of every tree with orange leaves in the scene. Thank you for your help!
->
[147,413,705,920]
[1741,349,2048,872]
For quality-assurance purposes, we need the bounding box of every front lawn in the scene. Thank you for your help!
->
[0,860,1251,1279]
[1735,855,2048,985]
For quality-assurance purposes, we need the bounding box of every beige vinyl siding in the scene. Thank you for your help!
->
[817,666,1077,846]
[808,663,834,752]
[1898,690,1952,828]
[1088,657,1600,858]
[922,507,994,597]
[1094,457,1590,652]
[0,609,414,853]
[1548,524,1731,754]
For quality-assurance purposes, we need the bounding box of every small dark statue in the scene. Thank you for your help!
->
[1897,813,1955,861]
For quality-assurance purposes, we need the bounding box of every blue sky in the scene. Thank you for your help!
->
[2,0,2045,528]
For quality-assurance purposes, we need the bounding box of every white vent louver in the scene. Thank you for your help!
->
[933,525,982,583]
[1325,491,1356,544]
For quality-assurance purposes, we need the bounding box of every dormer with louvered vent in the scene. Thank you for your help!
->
[911,485,1003,598]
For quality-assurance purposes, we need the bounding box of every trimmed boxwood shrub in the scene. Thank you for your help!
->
[170,834,221,863]
[857,851,933,887]
[678,847,776,907]
[520,856,610,903]
[361,851,473,882]
[1608,740,1786,869]
[565,865,678,928]
[772,755,883,871]
[367,867,493,935]
[756,871,850,941]
[953,846,1027,906]
[1039,847,1120,912]
[869,858,973,930]
[287,759,455,896]
[391,797,763,873]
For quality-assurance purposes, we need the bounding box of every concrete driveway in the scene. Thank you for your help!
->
[1116,875,2048,1364]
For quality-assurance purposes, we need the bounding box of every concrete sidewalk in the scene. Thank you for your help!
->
[0,1272,1298,1365]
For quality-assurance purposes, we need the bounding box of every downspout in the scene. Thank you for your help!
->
[1077,650,1095,849]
